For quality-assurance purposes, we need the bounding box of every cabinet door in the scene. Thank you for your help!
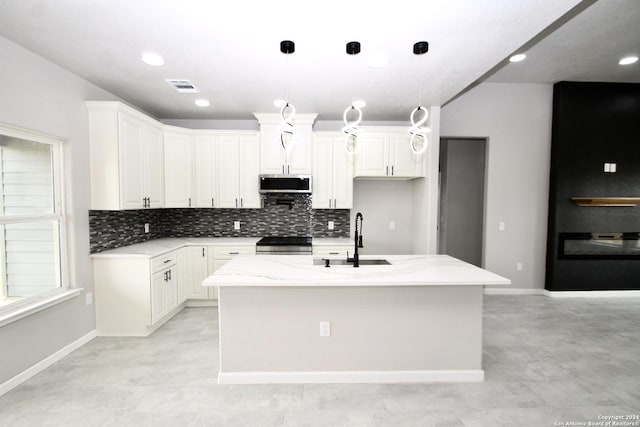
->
[332,139,354,209]
[216,136,241,208]
[177,248,188,304]
[165,266,178,313]
[194,134,217,207]
[143,124,164,208]
[354,133,389,177]
[187,246,210,299]
[150,270,166,324]
[259,124,285,174]
[390,134,425,177]
[238,135,261,208]
[118,113,145,209]
[286,125,312,174]
[312,135,332,209]
[164,131,194,207]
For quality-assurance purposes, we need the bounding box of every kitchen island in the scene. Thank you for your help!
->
[203,254,510,384]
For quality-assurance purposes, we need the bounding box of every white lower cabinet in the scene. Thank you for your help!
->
[313,244,352,258]
[94,250,182,336]
[186,246,215,301]
[185,245,255,303]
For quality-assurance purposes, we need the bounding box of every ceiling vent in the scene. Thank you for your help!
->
[165,79,198,93]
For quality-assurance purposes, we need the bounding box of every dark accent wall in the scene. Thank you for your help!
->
[89,194,350,253]
[546,81,640,291]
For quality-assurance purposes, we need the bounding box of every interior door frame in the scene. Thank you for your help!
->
[437,136,489,267]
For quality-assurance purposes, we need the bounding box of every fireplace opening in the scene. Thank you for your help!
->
[559,232,640,259]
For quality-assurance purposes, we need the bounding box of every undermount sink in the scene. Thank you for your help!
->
[313,258,391,266]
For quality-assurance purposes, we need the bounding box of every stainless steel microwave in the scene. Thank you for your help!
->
[259,175,312,194]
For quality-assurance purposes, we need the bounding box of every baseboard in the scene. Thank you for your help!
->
[185,299,217,307]
[0,329,96,397]
[544,290,640,298]
[484,287,544,295]
[218,369,484,384]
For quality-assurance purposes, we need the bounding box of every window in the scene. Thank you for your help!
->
[0,125,66,311]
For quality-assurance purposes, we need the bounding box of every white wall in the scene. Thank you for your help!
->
[440,83,553,290]
[352,180,415,255]
[0,35,120,384]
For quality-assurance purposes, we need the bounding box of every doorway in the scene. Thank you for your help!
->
[438,138,487,267]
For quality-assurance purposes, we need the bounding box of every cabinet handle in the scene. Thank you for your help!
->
[240,198,243,208]
[282,165,285,174]
[329,198,332,208]
[235,198,238,208]
[142,198,145,208]
[188,197,191,207]
[164,271,168,282]
[391,165,394,176]
[334,199,337,208]
[229,252,239,255]
[212,198,214,207]
[386,166,389,176]
[163,259,171,264]
[329,252,339,255]
[287,165,290,174]
[202,248,205,257]
[168,269,172,280]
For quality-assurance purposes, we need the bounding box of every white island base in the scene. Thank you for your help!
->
[204,255,510,384]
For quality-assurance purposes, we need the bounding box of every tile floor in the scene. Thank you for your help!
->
[0,295,639,426]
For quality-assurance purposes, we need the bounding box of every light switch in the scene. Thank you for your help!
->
[234,221,240,230]
[144,223,150,233]
[328,221,335,230]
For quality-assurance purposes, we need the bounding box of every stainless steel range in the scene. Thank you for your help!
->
[256,236,313,255]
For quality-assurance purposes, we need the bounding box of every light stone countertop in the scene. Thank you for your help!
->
[203,254,511,287]
[90,237,352,258]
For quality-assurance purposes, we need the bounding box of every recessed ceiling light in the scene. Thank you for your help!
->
[353,100,366,108]
[509,53,526,63]
[195,99,210,107]
[141,52,164,66]
[619,56,638,65]
[368,52,389,68]
[273,99,286,108]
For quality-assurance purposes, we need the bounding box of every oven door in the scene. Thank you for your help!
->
[256,245,313,255]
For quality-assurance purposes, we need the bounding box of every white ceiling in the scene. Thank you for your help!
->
[0,0,637,121]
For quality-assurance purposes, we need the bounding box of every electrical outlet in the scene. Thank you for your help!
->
[328,221,335,230]
[516,262,523,272]
[499,222,506,231]
[144,223,150,233]
[319,321,331,337]
[234,221,240,230]
[389,220,396,230]
[85,292,93,305]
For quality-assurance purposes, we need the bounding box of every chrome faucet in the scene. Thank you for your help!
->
[347,212,364,267]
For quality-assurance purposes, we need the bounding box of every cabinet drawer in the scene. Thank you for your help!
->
[313,246,351,256]
[211,246,255,259]
[151,251,177,273]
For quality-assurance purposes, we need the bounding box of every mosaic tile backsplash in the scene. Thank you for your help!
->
[89,194,350,253]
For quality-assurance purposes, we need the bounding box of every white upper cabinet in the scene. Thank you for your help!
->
[354,127,426,178]
[312,133,353,209]
[194,134,218,208]
[87,101,164,210]
[216,133,261,208]
[255,113,317,175]
[163,128,195,208]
